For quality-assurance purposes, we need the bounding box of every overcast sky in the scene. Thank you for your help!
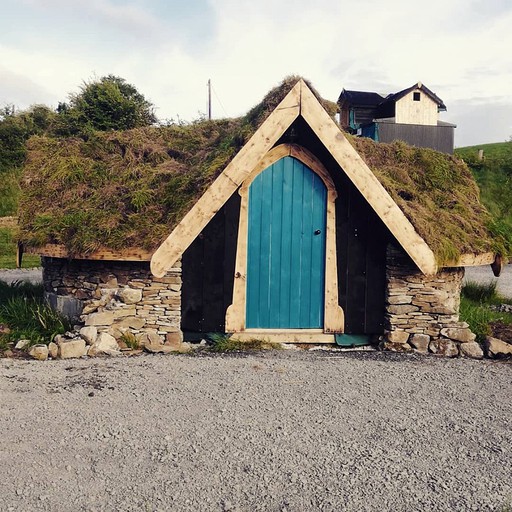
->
[1,0,511,147]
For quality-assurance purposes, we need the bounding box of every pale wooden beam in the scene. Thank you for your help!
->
[298,80,438,276]
[25,244,152,261]
[150,83,302,277]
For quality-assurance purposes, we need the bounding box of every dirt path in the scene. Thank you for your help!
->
[0,351,510,511]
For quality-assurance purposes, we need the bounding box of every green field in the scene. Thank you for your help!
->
[455,141,512,246]
[456,141,512,162]
[0,226,40,269]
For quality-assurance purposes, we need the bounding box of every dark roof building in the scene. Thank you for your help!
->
[338,82,455,153]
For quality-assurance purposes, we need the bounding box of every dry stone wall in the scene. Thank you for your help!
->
[42,257,182,344]
[382,246,483,358]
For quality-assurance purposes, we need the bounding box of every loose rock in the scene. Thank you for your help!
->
[429,339,459,357]
[79,326,98,345]
[484,337,512,358]
[28,344,49,361]
[58,339,87,359]
[459,342,484,359]
[89,333,120,356]
[48,342,59,359]
[15,339,29,350]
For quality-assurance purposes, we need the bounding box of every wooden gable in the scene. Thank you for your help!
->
[151,79,438,278]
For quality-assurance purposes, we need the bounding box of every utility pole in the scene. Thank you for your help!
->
[207,79,212,120]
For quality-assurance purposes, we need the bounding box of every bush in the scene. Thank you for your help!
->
[0,280,70,349]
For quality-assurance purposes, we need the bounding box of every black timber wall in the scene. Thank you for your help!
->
[181,193,240,335]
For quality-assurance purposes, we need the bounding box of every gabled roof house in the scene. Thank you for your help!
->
[19,77,506,356]
[338,82,456,154]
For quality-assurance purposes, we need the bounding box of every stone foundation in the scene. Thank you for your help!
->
[42,257,182,343]
[382,246,483,358]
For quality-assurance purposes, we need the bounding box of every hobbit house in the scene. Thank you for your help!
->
[19,77,508,357]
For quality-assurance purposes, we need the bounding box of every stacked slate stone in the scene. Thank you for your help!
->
[41,257,186,358]
[381,246,484,358]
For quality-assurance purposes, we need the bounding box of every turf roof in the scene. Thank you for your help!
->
[18,76,508,265]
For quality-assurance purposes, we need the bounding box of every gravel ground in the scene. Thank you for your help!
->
[0,350,510,512]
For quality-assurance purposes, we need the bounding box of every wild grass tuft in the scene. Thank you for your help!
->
[120,331,140,350]
[460,281,512,342]
[206,333,282,352]
[0,280,70,350]
[462,281,499,303]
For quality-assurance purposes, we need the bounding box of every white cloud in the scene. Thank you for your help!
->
[21,0,162,36]
[1,0,511,145]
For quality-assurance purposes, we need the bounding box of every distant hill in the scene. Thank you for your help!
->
[456,141,512,162]
[455,142,512,253]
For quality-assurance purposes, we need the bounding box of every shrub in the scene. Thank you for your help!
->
[0,280,70,349]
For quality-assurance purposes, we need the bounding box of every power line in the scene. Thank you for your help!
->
[211,81,229,118]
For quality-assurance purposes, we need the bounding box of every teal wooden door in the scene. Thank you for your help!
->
[246,156,327,328]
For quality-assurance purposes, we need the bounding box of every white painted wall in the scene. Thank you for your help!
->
[395,89,438,125]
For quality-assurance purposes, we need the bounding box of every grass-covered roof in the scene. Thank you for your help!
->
[350,138,510,263]
[19,76,509,265]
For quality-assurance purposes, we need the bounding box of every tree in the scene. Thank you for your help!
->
[0,104,56,173]
[59,75,157,133]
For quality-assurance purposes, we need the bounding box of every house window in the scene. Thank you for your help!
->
[413,92,421,101]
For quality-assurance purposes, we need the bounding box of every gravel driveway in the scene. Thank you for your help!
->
[0,350,510,511]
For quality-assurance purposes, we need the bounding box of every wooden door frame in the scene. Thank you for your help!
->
[225,143,344,336]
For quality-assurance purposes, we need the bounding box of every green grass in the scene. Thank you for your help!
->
[455,141,512,254]
[206,333,282,352]
[0,170,21,217]
[456,141,512,162]
[0,280,70,352]
[459,281,512,342]
[0,226,41,269]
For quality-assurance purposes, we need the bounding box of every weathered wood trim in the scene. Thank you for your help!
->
[226,143,344,333]
[150,83,302,277]
[444,252,496,268]
[298,80,438,276]
[25,244,152,261]
[229,330,336,344]
[225,187,249,333]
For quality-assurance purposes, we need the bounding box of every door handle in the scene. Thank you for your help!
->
[314,229,321,235]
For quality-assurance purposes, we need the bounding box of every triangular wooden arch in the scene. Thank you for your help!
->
[150,79,437,277]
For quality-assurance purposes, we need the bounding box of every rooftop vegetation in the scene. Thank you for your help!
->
[17,77,510,266]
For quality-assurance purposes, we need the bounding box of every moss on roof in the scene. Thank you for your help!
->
[350,137,510,264]
[19,76,332,255]
[18,76,509,265]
